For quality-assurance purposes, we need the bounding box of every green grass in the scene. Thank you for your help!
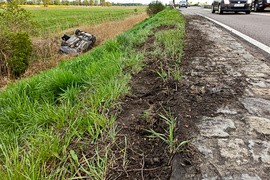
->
[146,106,198,154]
[27,7,146,36]
[0,8,186,179]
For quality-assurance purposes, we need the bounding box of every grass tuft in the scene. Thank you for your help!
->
[146,106,198,154]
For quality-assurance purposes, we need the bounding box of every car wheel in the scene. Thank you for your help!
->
[246,11,251,14]
[218,5,223,14]
[211,5,215,13]
[75,29,80,35]
[254,3,259,12]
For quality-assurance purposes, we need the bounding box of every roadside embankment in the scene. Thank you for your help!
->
[0,9,187,179]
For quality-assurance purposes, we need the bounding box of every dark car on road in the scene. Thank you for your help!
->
[252,0,270,11]
[212,0,252,14]
[179,1,188,8]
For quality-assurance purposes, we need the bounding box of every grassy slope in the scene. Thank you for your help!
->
[28,7,146,36]
[0,9,185,179]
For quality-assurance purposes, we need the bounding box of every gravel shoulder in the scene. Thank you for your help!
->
[171,13,270,179]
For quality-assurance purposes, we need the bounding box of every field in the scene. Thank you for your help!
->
[27,7,146,36]
[0,8,187,179]
[0,6,147,89]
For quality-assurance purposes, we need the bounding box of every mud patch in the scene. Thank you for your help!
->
[106,22,195,178]
[107,15,228,179]
[108,14,265,179]
[108,28,180,179]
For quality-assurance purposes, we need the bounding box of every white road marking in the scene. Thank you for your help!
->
[252,12,270,16]
[196,13,270,55]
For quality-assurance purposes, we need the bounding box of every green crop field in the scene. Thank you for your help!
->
[27,7,146,36]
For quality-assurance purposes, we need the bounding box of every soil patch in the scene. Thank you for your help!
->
[108,27,178,179]
[106,17,207,179]
[108,15,248,179]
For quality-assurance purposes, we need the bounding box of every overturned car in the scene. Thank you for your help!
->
[59,29,96,54]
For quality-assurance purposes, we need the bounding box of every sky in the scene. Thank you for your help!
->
[107,0,213,5]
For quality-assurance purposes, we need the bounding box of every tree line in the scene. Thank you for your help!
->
[0,0,143,6]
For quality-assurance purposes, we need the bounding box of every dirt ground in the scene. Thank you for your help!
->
[108,13,270,179]
[107,16,212,179]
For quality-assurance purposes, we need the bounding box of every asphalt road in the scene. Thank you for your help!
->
[179,7,270,47]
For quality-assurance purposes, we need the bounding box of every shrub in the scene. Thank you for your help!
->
[5,32,33,76]
[0,2,39,35]
[0,2,39,77]
[146,1,166,16]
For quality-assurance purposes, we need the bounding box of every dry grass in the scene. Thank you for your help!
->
[0,13,148,90]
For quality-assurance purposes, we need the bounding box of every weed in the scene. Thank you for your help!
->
[173,65,183,81]
[122,136,128,168]
[106,124,119,142]
[155,29,185,62]
[142,109,152,121]
[79,146,109,179]
[141,104,154,123]
[156,62,167,82]
[146,106,198,153]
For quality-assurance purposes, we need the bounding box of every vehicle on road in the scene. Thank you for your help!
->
[211,0,252,14]
[179,1,188,8]
[252,0,270,11]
